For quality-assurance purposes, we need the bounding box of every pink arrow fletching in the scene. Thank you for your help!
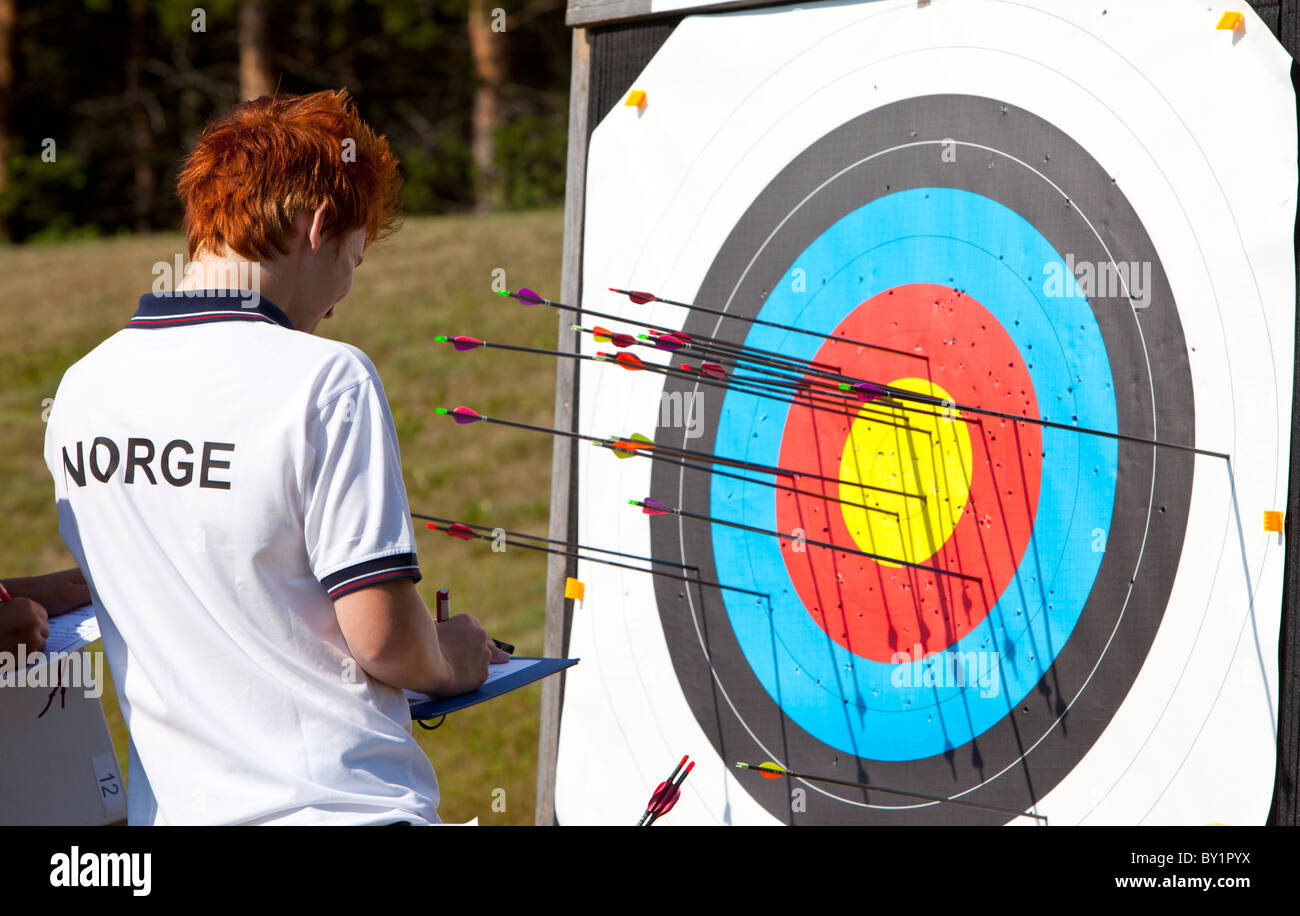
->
[515,287,544,305]
[853,382,887,401]
[652,334,686,352]
[451,336,483,351]
[640,497,672,516]
[451,406,482,424]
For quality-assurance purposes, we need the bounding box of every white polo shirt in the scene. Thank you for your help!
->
[44,290,440,825]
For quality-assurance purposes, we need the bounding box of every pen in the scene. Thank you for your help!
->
[436,587,513,653]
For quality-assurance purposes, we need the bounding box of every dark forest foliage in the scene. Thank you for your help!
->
[0,0,569,243]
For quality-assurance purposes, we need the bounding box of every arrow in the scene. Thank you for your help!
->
[610,286,921,362]
[630,497,982,584]
[434,406,924,502]
[734,762,1048,823]
[415,513,772,602]
[439,335,485,351]
[507,288,1227,461]
[603,310,1221,463]
[598,436,904,522]
[572,315,854,385]
[590,325,637,348]
[590,349,921,426]
[434,332,939,447]
[437,332,880,426]
[498,287,844,378]
[832,377,1230,461]
[638,755,695,826]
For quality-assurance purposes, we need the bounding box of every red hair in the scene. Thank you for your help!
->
[177,89,401,260]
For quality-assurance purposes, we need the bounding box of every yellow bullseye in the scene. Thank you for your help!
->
[838,378,973,567]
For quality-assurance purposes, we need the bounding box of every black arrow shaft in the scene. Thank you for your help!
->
[415,513,770,600]
[507,289,843,377]
[640,501,980,583]
[445,409,926,503]
[614,287,921,363]
[596,441,903,520]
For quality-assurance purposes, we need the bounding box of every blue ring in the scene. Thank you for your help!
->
[709,188,1118,760]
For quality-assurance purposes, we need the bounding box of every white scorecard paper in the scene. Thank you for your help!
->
[403,657,541,702]
[44,603,102,656]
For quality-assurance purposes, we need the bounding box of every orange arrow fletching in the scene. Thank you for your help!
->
[610,436,654,457]
[593,326,636,348]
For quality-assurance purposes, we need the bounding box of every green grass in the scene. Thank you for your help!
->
[0,209,564,825]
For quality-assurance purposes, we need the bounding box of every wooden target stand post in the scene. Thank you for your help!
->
[536,0,1300,826]
[0,634,125,825]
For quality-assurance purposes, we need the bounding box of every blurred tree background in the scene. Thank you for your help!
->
[0,0,570,243]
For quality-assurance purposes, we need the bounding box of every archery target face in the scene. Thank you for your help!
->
[650,95,1190,822]
[558,0,1293,826]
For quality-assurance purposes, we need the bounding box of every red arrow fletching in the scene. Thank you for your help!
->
[446,522,476,540]
[651,783,682,816]
[611,287,656,305]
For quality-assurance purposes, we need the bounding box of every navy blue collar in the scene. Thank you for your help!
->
[128,291,296,331]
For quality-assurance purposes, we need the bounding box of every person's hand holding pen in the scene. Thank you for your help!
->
[0,588,49,656]
[0,568,90,656]
[436,587,512,662]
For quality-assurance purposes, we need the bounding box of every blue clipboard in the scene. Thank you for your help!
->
[407,657,579,720]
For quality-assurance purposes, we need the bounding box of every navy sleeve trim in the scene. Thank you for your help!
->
[322,553,422,599]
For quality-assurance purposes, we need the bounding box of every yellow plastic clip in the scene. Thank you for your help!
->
[1217,11,1244,30]
[565,577,586,601]
[625,90,647,109]
[1264,510,1284,533]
